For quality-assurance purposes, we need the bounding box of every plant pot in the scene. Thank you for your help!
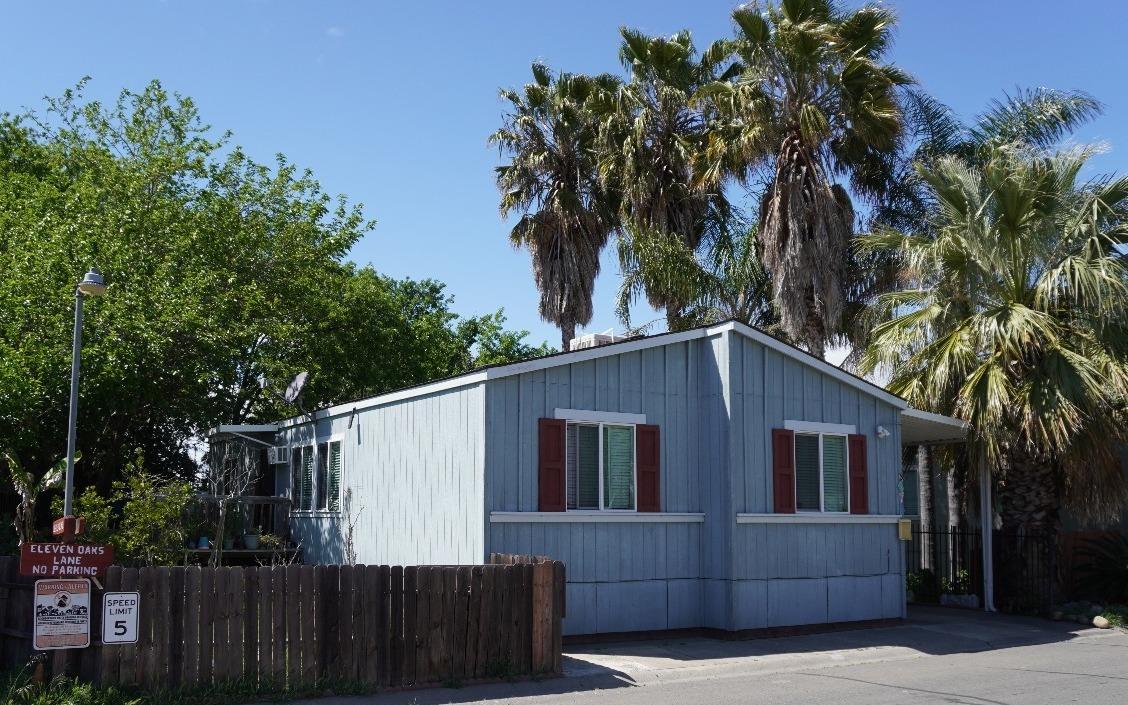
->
[243,534,260,550]
[223,538,235,551]
[197,536,210,549]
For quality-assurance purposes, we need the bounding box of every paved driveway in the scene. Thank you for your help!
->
[279,607,1128,705]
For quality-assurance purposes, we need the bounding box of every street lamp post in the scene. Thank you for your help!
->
[62,268,107,521]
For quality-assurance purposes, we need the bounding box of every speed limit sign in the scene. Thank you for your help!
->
[102,592,140,644]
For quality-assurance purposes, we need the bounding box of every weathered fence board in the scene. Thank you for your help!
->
[0,559,565,692]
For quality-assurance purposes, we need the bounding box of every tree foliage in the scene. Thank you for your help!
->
[0,80,551,497]
[860,144,1128,527]
[490,65,620,349]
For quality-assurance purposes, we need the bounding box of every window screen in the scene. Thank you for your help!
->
[795,434,821,511]
[822,435,848,512]
[566,423,599,509]
[603,425,635,510]
[327,441,342,512]
[316,441,329,510]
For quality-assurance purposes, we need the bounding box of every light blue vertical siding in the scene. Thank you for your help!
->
[726,333,905,627]
[484,335,725,635]
[284,382,486,566]
[281,327,908,635]
[484,329,907,634]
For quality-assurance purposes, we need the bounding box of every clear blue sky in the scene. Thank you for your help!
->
[3,1,1125,348]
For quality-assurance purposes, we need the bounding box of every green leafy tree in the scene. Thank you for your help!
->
[703,0,911,357]
[1,80,549,501]
[491,64,620,349]
[860,143,1128,531]
[54,451,194,566]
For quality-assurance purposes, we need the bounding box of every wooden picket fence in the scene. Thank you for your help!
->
[0,556,565,691]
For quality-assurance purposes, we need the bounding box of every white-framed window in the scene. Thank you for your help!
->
[552,409,645,513]
[290,437,342,513]
[794,432,849,513]
[564,421,637,512]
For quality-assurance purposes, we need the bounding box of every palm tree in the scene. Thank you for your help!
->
[615,223,781,333]
[874,87,1104,234]
[703,0,911,358]
[860,143,1128,533]
[598,29,734,327]
[490,64,620,349]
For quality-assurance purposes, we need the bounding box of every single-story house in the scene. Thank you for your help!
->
[236,320,966,636]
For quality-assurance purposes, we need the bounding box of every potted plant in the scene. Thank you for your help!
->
[243,525,261,550]
[222,509,240,551]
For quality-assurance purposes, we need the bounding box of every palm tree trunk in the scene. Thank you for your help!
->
[946,464,962,530]
[996,443,1061,613]
[918,444,935,571]
[560,321,576,352]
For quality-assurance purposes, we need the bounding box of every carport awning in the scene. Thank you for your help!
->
[901,408,967,445]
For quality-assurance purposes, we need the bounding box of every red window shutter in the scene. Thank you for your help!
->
[537,418,566,512]
[848,433,869,514]
[772,429,796,513]
[636,424,661,512]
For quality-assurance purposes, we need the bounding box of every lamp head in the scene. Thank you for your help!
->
[77,268,107,297]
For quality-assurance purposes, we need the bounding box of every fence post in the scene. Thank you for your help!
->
[531,561,552,673]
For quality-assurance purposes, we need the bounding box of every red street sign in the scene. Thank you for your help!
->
[20,543,114,578]
[52,516,86,538]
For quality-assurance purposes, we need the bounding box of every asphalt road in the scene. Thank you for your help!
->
[277,608,1128,705]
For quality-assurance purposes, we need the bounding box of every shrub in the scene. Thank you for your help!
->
[50,451,195,567]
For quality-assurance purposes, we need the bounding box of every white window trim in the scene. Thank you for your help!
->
[794,430,851,514]
[784,420,856,435]
[737,513,899,524]
[291,434,344,517]
[554,408,646,425]
[491,512,703,524]
[563,418,639,513]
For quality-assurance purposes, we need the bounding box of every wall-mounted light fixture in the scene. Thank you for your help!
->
[876,425,891,439]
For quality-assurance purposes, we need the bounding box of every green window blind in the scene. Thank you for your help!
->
[300,446,314,511]
[822,435,848,512]
[566,424,599,509]
[327,441,342,512]
[566,424,578,509]
[316,441,329,510]
[290,451,302,507]
[901,451,919,515]
[795,434,821,511]
[603,425,635,510]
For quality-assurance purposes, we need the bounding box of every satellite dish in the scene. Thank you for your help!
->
[283,371,309,404]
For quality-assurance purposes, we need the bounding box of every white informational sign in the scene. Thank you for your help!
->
[33,578,91,650]
[102,592,140,645]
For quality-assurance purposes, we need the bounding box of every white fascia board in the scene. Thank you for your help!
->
[277,372,488,429]
[901,407,967,429]
[490,511,705,524]
[723,321,909,409]
[207,423,279,437]
[784,420,857,435]
[553,408,646,425]
[483,326,720,381]
[736,513,902,524]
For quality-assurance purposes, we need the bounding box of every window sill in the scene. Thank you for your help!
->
[735,513,901,524]
[291,511,342,519]
[490,511,705,524]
